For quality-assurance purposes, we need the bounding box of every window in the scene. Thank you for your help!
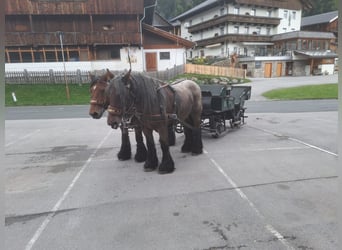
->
[284,10,288,18]
[292,11,296,20]
[160,52,170,60]
[244,26,249,34]
[220,26,225,35]
[220,8,225,16]
[8,52,20,63]
[267,10,272,17]
[251,8,256,16]
[33,51,44,62]
[32,0,86,2]
[256,27,261,35]
[234,7,240,15]
[46,51,56,62]
[266,27,271,35]
[110,49,120,59]
[69,51,80,61]
[234,26,239,34]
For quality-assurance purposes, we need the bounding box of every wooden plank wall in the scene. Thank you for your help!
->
[5,0,144,15]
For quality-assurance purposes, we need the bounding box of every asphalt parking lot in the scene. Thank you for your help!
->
[5,109,338,249]
[5,74,339,250]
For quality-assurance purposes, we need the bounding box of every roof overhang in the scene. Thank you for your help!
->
[205,43,221,48]
[242,42,274,46]
[143,23,195,48]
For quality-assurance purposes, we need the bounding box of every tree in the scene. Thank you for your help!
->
[303,0,338,16]
[156,0,206,20]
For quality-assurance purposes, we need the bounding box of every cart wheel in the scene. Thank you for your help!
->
[212,123,223,138]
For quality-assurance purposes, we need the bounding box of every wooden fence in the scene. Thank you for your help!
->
[5,64,245,84]
[5,69,90,84]
[185,64,246,79]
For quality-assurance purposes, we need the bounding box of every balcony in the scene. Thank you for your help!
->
[195,33,272,47]
[5,32,141,47]
[188,14,281,33]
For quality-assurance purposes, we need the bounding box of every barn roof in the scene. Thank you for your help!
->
[272,30,336,41]
[143,23,195,48]
[301,10,338,27]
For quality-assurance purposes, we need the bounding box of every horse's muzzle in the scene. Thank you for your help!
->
[89,106,105,119]
[89,111,101,119]
[109,121,120,129]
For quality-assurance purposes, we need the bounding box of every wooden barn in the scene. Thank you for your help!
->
[5,0,194,73]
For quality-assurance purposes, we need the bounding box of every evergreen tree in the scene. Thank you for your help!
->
[303,0,338,16]
[156,0,206,20]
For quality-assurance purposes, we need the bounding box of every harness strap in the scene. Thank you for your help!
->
[156,84,177,118]
[107,105,122,115]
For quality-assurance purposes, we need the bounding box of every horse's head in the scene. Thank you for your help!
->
[107,70,133,129]
[89,69,114,119]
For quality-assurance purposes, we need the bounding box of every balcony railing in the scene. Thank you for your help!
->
[188,14,281,33]
[195,33,272,47]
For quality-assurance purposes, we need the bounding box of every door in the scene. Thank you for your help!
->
[264,63,272,78]
[145,52,157,72]
[276,63,282,77]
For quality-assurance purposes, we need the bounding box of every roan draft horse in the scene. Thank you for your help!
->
[106,70,203,174]
[88,69,147,162]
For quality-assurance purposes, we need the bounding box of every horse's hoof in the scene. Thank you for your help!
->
[158,168,175,174]
[135,154,147,163]
[144,167,156,172]
[191,151,202,156]
[143,161,158,172]
[117,154,131,161]
[181,147,191,153]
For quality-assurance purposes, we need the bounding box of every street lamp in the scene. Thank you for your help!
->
[56,31,70,100]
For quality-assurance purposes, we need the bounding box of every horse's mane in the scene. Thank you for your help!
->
[113,72,166,115]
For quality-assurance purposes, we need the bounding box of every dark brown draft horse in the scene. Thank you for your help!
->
[89,69,147,162]
[106,70,203,174]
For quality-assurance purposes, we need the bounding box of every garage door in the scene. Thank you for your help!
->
[264,63,272,78]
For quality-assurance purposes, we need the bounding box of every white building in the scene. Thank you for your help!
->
[171,0,310,59]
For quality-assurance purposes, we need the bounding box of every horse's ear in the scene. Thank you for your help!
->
[122,69,132,88]
[106,68,115,81]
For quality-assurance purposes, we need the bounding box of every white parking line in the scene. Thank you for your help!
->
[288,137,337,157]
[204,149,295,249]
[249,126,338,157]
[5,129,41,147]
[24,130,112,250]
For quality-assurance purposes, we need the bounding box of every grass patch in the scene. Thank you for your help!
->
[262,84,338,100]
[5,83,91,106]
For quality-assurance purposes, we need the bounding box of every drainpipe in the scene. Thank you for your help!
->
[139,0,158,72]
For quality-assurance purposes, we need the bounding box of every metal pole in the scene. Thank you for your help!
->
[57,31,70,100]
